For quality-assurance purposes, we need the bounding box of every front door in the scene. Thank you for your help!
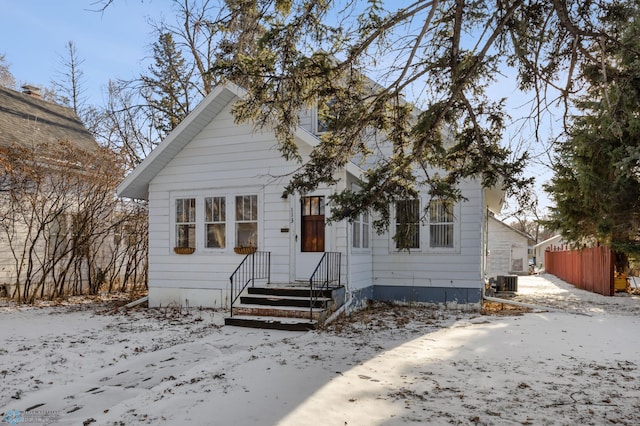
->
[295,195,326,280]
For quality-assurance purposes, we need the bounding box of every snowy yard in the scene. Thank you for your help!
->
[1,274,640,426]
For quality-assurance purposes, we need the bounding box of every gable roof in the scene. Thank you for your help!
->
[490,215,535,243]
[534,234,563,248]
[117,82,363,200]
[0,85,96,152]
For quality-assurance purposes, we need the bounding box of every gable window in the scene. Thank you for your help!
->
[352,211,369,249]
[205,196,226,248]
[301,196,325,252]
[316,98,336,133]
[236,195,257,247]
[176,198,196,248]
[395,199,420,249]
[429,199,454,248]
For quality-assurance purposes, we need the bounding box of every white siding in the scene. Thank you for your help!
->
[146,102,333,307]
[142,94,490,306]
[486,217,529,277]
[370,180,485,291]
[534,235,563,269]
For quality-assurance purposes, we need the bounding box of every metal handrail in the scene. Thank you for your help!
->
[309,252,341,321]
[229,251,271,316]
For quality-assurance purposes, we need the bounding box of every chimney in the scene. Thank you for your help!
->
[21,84,42,99]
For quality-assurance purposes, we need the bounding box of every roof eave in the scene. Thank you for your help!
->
[116,84,245,200]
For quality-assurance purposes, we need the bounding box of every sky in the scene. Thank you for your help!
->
[0,1,555,217]
[0,0,175,105]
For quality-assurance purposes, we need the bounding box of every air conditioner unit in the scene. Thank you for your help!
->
[496,275,518,293]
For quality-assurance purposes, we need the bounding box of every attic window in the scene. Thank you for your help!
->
[316,98,336,134]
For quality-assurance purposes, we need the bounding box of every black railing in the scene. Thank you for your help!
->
[229,251,271,316]
[309,252,341,320]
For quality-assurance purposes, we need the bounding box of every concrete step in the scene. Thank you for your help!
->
[247,286,334,299]
[231,303,325,321]
[224,315,317,331]
[240,293,331,308]
[225,285,346,330]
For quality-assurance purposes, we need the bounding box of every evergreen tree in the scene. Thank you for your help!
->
[211,0,630,232]
[141,32,193,139]
[545,1,640,256]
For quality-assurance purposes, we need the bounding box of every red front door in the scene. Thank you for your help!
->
[301,196,325,252]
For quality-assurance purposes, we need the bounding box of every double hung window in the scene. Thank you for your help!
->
[175,198,196,248]
[205,196,226,248]
[429,199,454,248]
[235,195,257,247]
[352,211,370,249]
[395,199,420,249]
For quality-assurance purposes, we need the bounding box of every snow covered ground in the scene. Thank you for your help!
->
[1,274,639,426]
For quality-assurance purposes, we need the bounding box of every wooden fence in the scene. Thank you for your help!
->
[545,246,614,296]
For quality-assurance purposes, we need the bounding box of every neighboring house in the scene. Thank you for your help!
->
[486,216,535,277]
[0,85,99,296]
[534,235,564,270]
[117,82,504,318]
[0,85,97,151]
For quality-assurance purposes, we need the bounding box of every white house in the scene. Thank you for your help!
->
[533,235,564,270]
[0,85,101,299]
[486,216,535,277]
[117,83,503,326]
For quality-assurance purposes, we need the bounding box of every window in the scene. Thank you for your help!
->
[395,199,420,249]
[301,196,325,252]
[236,195,257,247]
[175,198,196,248]
[205,196,226,248]
[429,199,454,248]
[48,213,68,257]
[352,211,369,249]
[316,98,336,133]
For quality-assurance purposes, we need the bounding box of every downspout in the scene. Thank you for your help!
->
[121,296,149,310]
[322,213,353,327]
[345,215,351,296]
[343,206,352,313]
[484,206,489,281]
